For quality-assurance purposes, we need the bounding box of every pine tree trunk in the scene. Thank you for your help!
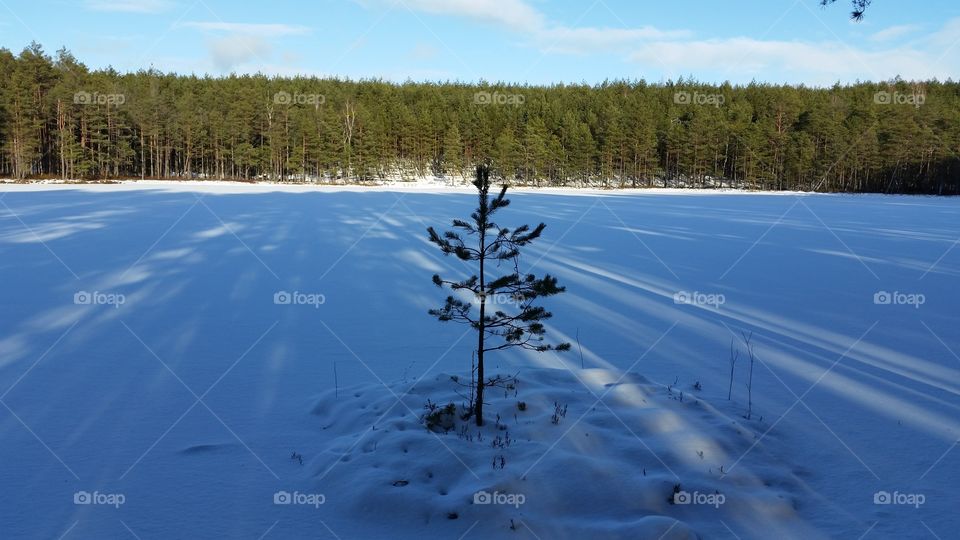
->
[475,224,486,427]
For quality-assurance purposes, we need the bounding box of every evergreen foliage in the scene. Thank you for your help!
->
[1,43,957,194]
[427,164,570,426]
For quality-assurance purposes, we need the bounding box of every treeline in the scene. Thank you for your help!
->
[1,42,958,194]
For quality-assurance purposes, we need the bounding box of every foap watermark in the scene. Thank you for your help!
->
[74,490,125,508]
[274,290,325,308]
[483,291,524,307]
[673,490,725,508]
[473,490,525,508]
[874,490,925,508]
[873,290,924,309]
[674,91,724,108]
[474,91,525,106]
[274,91,325,106]
[874,90,925,108]
[674,290,725,309]
[273,490,325,508]
[74,91,126,106]
[74,290,125,308]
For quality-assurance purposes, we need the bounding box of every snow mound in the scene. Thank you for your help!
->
[305,368,823,539]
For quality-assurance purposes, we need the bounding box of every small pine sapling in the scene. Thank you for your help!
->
[428,164,570,426]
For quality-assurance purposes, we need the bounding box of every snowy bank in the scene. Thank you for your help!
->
[305,367,824,539]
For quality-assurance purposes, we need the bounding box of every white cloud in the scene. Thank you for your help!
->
[928,17,960,50]
[84,0,173,13]
[869,24,921,42]
[366,0,688,53]
[177,21,310,73]
[538,26,692,54]
[362,0,960,84]
[179,22,310,36]
[629,37,951,85]
[398,0,543,33]
[208,35,272,72]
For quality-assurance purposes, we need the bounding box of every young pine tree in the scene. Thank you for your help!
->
[427,164,570,426]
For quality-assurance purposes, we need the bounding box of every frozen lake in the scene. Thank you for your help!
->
[0,183,957,538]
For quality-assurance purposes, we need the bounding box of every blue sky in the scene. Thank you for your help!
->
[1,0,958,85]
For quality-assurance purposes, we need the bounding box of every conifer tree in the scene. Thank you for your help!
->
[441,123,464,178]
[427,164,570,426]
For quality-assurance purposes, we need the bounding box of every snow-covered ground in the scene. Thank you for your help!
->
[0,182,957,539]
